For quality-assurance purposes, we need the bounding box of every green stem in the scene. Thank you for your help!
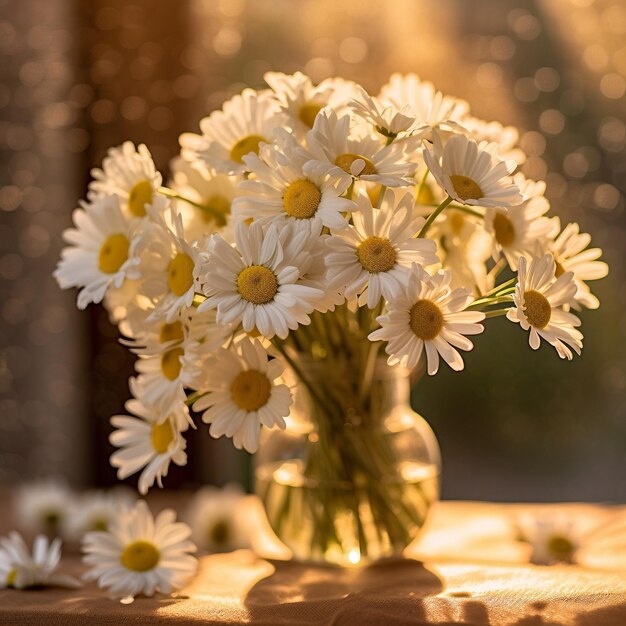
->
[159,187,227,226]
[418,196,453,238]
[484,308,511,318]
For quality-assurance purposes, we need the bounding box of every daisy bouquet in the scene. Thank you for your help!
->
[55,71,607,563]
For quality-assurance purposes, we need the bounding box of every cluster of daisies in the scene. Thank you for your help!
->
[55,71,607,494]
[2,479,249,598]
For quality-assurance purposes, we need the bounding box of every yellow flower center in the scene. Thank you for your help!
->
[229,134,266,164]
[357,236,397,273]
[151,419,174,454]
[98,234,130,274]
[231,369,272,411]
[159,321,184,344]
[209,519,231,546]
[409,299,444,340]
[161,347,184,381]
[128,179,153,218]
[6,569,16,587]
[120,540,160,572]
[450,175,483,201]
[298,102,323,128]
[493,212,516,247]
[236,265,278,305]
[167,253,194,296]
[91,518,108,532]
[283,179,321,219]
[335,153,377,176]
[200,194,231,224]
[523,290,551,328]
[547,534,575,561]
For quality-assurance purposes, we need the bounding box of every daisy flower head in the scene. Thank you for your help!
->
[349,86,417,140]
[378,73,469,140]
[179,88,286,176]
[54,195,142,309]
[549,220,608,310]
[460,115,525,165]
[88,141,162,220]
[109,382,189,495]
[485,174,558,271]
[424,133,523,208]
[169,157,237,244]
[263,71,356,138]
[66,490,134,540]
[192,337,292,454]
[507,254,583,360]
[234,130,354,231]
[82,500,197,599]
[516,513,580,565]
[15,478,75,538]
[0,532,81,590]
[304,109,418,188]
[185,484,250,553]
[325,189,439,308]
[138,203,200,322]
[431,208,493,294]
[197,220,323,339]
[368,264,485,374]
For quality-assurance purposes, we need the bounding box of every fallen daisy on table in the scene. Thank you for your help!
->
[0,532,81,590]
[82,500,197,599]
[14,478,75,538]
[185,484,251,553]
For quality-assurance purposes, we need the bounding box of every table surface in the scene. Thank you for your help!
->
[1,499,625,626]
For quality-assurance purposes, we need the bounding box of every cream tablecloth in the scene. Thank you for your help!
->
[1,500,625,625]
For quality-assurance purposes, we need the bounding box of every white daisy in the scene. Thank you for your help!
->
[304,109,419,188]
[0,532,81,590]
[548,220,608,309]
[349,86,416,140]
[485,174,558,270]
[325,190,439,308]
[109,382,189,495]
[185,484,250,552]
[179,88,286,176]
[507,254,583,360]
[65,490,134,540]
[197,220,323,339]
[88,141,162,220]
[264,71,357,138]
[82,500,197,598]
[369,265,485,374]
[169,157,237,244]
[54,195,142,309]
[516,513,580,565]
[424,133,523,208]
[378,73,469,140]
[192,338,292,453]
[234,130,354,231]
[431,208,493,294]
[15,479,75,538]
[136,202,199,323]
[460,115,525,165]
[278,219,345,313]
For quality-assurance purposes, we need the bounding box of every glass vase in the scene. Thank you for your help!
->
[254,357,441,566]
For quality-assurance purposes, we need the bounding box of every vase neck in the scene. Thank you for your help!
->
[288,356,410,426]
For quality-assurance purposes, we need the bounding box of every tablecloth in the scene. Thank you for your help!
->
[1,500,625,625]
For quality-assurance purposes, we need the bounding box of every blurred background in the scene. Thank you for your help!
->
[0,0,624,502]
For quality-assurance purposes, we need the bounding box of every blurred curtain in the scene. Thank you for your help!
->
[1,0,624,499]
